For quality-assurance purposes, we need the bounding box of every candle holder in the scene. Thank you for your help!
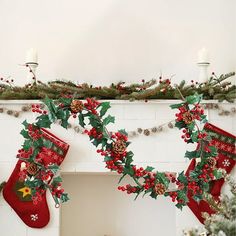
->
[197,62,210,83]
[26,62,38,84]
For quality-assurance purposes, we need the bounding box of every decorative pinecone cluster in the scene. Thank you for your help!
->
[154,183,166,195]
[112,140,126,155]
[70,100,84,113]
[207,157,217,168]
[182,111,193,124]
[27,163,38,176]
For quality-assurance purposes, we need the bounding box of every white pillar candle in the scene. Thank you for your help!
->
[197,48,209,63]
[25,48,38,64]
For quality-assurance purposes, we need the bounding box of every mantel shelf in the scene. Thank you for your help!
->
[0,99,234,105]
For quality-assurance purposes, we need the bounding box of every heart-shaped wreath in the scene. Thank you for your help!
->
[18,93,225,209]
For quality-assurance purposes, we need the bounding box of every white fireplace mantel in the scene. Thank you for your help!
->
[0,100,235,236]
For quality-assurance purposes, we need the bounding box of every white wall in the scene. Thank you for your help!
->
[0,0,235,86]
[61,174,176,236]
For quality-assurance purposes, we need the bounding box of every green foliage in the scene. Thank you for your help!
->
[78,113,86,128]
[185,150,198,159]
[36,114,52,128]
[186,93,202,104]
[0,72,235,101]
[47,164,60,174]
[103,115,115,126]
[125,151,134,166]
[178,171,188,185]
[99,102,111,117]
[14,92,229,210]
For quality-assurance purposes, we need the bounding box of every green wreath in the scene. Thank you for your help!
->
[18,93,224,209]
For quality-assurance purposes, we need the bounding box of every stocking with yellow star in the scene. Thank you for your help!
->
[3,128,69,228]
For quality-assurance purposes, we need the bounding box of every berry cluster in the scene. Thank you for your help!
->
[187,181,201,195]
[181,128,191,142]
[84,98,100,115]
[85,127,103,140]
[198,164,214,182]
[143,173,156,190]
[118,184,138,194]
[132,166,147,178]
[97,132,128,173]
[28,124,42,140]
[49,183,65,201]
[191,104,204,120]
[176,104,204,125]
[31,104,47,114]
[17,148,33,159]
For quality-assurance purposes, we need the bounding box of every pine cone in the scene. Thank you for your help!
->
[70,100,84,113]
[154,183,166,195]
[112,140,126,155]
[207,157,217,168]
[143,129,150,136]
[168,122,174,129]
[27,163,38,176]
[182,111,193,124]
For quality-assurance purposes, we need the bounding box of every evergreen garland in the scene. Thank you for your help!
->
[0,72,235,101]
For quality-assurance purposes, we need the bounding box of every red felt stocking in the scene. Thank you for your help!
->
[186,123,235,224]
[3,128,69,228]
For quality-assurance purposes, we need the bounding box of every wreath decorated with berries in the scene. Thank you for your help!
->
[18,93,225,209]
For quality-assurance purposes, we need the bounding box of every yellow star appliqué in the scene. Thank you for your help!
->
[18,186,32,198]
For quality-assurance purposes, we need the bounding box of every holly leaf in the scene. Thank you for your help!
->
[89,115,101,127]
[20,129,30,139]
[78,113,86,128]
[104,156,113,162]
[22,139,32,151]
[185,150,198,159]
[61,118,69,129]
[22,120,29,128]
[175,203,184,210]
[56,109,68,120]
[177,171,188,184]
[101,139,108,148]
[187,122,195,131]
[170,103,184,109]
[48,164,60,174]
[186,94,202,105]
[58,97,72,106]
[103,115,115,126]
[156,172,170,188]
[92,139,102,147]
[99,102,111,117]
[118,129,128,136]
[145,166,155,172]
[200,114,207,123]
[191,131,199,142]
[52,176,63,184]
[43,97,57,114]
[150,191,158,199]
[177,190,188,202]
[32,139,43,148]
[213,169,223,180]
[125,151,134,166]
[123,166,134,176]
[193,194,203,202]
[189,170,199,179]
[175,121,185,130]
[61,193,70,203]
[209,146,218,156]
[36,114,52,128]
